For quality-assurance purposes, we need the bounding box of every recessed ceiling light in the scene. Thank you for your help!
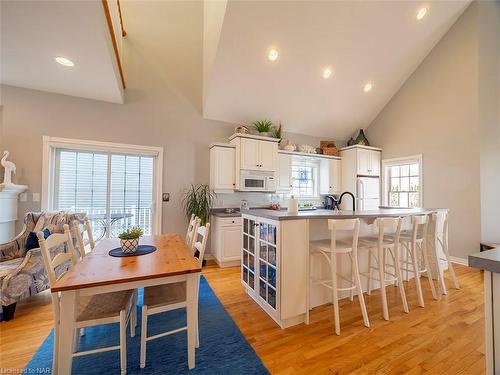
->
[54,56,75,67]
[322,68,333,79]
[268,49,279,61]
[416,7,428,20]
[364,82,373,93]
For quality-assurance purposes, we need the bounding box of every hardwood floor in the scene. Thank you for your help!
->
[1,263,485,374]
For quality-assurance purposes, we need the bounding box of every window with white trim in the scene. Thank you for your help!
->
[291,160,319,198]
[382,155,422,208]
[43,137,163,240]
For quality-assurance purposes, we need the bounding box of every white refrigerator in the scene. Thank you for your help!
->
[356,176,380,210]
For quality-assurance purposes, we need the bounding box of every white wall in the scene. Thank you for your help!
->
[478,1,500,244]
[0,1,326,237]
[366,3,481,260]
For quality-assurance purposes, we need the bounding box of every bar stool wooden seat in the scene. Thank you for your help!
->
[307,218,370,335]
[397,214,437,307]
[359,217,409,321]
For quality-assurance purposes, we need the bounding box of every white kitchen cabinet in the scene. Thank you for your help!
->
[357,148,380,176]
[240,138,261,170]
[210,144,235,193]
[235,136,278,172]
[277,153,292,191]
[211,216,242,267]
[259,141,278,171]
[319,158,342,195]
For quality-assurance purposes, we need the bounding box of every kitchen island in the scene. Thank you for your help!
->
[469,249,500,374]
[240,208,448,328]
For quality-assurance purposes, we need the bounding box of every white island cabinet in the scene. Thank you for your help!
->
[241,207,447,329]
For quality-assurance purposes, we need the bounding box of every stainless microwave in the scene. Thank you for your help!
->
[240,170,276,192]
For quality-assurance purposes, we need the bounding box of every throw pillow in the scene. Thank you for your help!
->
[25,228,51,251]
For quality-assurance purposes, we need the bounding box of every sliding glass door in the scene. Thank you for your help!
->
[45,137,162,240]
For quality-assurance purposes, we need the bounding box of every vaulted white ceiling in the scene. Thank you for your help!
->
[1,1,124,103]
[203,0,471,139]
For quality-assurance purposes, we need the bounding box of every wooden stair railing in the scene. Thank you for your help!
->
[102,0,126,89]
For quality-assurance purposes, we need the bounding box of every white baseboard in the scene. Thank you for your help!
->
[449,256,468,266]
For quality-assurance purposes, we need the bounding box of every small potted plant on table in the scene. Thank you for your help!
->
[118,227,143,254]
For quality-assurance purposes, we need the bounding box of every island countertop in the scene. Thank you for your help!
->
[242,207,445,221]
[468,248,500,273]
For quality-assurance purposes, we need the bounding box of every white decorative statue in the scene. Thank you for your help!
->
[1,151,17,186]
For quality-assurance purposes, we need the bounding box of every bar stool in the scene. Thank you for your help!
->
[359,217,409,321]
[307,218,370,335]
[398,215,437,307]
[432,211,460,294]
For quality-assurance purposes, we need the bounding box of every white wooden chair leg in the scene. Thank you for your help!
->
[331,253,340,335]
[80,327,86,336]
[306,253,312,324]
[421,243,438,300]
[130,292,137,338]
[393,247,409,313]
[367,250,373,295]
[53,311,59,374]
[378,247,389,320]
[411,243,425,307]
[73,328,80,352]
[353,251,370,328]
[119,310,127,375]
[140,306,147,369]
[444,245,460,290]
[349,253,354,302]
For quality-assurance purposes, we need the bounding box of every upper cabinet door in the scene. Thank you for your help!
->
[369,150,381,176]
[241,138,261,170]
[357,149,371,175]
[210,146,235,191]
[277,153,292,191]
[259,141,278,171]
[329,159,342,194]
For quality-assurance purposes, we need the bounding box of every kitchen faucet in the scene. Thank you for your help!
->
[338,191,356,211]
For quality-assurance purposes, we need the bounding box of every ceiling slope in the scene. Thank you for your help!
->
[1,1,124,103]
[203,0,471,139]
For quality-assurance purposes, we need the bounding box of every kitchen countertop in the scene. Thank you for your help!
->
[210,209,241,218]
[468,248,500,273]
[242,207,444,221]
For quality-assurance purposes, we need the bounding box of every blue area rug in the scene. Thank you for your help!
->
[25,276,269,374]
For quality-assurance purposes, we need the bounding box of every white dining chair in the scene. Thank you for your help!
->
[185,214,199,249]
[307,218,370,335]
[432,211,460,294]
[358,217,409,321]
[38,224,136,375]
[71,219,139,340]
[398,215,437,307]
[140,221,210,369]
[72,218,95,259]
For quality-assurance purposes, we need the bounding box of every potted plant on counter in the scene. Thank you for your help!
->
[182,184,214,225]
[118,227,143,254]
[252,119,273,137]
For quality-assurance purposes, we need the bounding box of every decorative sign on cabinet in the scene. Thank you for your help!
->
[209,143,236,193]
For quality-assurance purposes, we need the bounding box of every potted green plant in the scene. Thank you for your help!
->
[272,121,282,141]
[252,119,273,137]
[182,184,215,225]
[118,227,143,253]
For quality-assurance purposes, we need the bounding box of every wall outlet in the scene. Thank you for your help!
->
[19,193,28,202]
[162,193,170,202]
[32,193,40,202]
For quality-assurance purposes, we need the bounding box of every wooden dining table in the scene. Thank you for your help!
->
[51,234,202,374]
